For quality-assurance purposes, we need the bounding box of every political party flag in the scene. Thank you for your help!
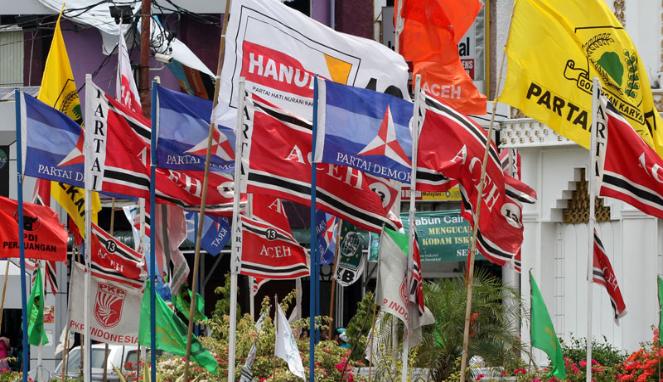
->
[597,102,663,219]
[658,276,663,346]
[315,212,337,265]
[419,93,536,267]
[377,228,434,347]
[91,223,145,289]
[154,204,189,295]
[501,0,663,156]
[593,229,626,320]
[173,288,207,322]
[36,12,100,237]
[116,27,142,114]
[27,267,48,346]
[239,215,309,280]
[0,196,67,261]
[156,85,235,173]
[274,301,305,380]
[68,262,142,346]
[245,95,400,233]
[217,0,409,128]
[138,280,219,374]
[530,272,566,380]
[314,79,413,183]
[32,181,60,294]
[396,0,486,114]
[335,221,367,287]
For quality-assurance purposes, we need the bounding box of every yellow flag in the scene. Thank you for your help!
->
[37,13,101,236]
[500,0,663,155]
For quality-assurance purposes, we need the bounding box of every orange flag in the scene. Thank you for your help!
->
[396,0,486,114]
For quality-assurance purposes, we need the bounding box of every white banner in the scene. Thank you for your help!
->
[68,263,142,345]
[216,0,410,127]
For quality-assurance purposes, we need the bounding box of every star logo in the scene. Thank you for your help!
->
[323,217,336,245]
[186,128,234,161]
[58,133,84,167]
[357,106,411,167]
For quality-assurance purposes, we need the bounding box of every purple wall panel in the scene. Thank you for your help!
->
[335,0,372,39]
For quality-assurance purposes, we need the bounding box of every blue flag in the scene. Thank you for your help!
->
[315,211,337,265]
[185,212,231,256]
[21,93,84,187]
[156,86,235,173]
[314,79,414,183]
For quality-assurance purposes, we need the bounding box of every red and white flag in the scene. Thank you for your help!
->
[245,95,400,233]
[598,102,663,219]
[592,229,626,320]
[239,215,309,280]
[418,94,536,267]
[91,223,145,289]
[116,27,142,114]
[31,181,60,293]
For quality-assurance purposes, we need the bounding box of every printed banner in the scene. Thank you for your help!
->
[334,222,367,286]
[216,0,409,128]
[68,263,142,345]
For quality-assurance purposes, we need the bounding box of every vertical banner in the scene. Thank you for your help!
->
[334,222,367,286]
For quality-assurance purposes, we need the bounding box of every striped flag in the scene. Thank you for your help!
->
[91,223,145,289]
[593,229,626,319]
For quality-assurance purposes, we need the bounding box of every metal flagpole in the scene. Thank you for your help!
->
[249,277,255,319]
[182,2,232,379]
[459,54,507,379]
[149,79,159,382]
[586,77,601,382]
[401,75,422,382]
[309,78,321,382]
[14,89,30,382]
[227,78,247,382]
[83,74,94,382]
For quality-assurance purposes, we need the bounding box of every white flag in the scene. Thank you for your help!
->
[116,27,142,113]
[275,303,305,380]
[216,0,409,128]
[68,263,142,346]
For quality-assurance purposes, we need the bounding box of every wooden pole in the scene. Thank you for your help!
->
[102,199,116,382]
[139,0,152,115]
[458,55,506,380]
[0,260,11,331]
[183,3,232,380]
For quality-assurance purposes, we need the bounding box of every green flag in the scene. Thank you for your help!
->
[138,282,218,374]
[27,268,48,346]
[530,272,565,380]
[173,288,207,322]
[658,276,663,346]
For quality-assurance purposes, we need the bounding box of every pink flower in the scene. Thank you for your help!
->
[475,374,485,381]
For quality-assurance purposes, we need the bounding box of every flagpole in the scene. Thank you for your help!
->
[14,89,30,382]
[327,222,342,339]
[400,74,421,382]
[459,54,506,379]
[102,199,116,382]
[585,77,600,382]
[226,78,247,382]
[182,2,232,379]
[309,77,321,382]
[249,277,255,319]
[149,79,159,382]
[83,74,94,382]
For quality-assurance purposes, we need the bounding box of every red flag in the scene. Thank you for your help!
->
[592,229,626,319]
[0,196,67,262]
[396,0,486,114]
[245,96,400,233]
[419,95,536,266]
[239,215,309,280]
[599,104,663,219]
[409,237,425,316]
[251,194,292,232]
[91,223,145,289]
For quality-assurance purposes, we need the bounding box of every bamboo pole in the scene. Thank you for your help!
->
[458,55,506,380]
[102,199,116,382]
[182,4,233,380]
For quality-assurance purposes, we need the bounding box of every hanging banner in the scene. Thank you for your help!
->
[68,263,142,345]
[334,221,367,286]
[369,210,476,263]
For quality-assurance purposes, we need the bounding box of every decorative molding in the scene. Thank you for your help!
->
[500,119,575,148]
[561,169,611,224]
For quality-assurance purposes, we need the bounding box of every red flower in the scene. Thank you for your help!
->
[475,374,485,381]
